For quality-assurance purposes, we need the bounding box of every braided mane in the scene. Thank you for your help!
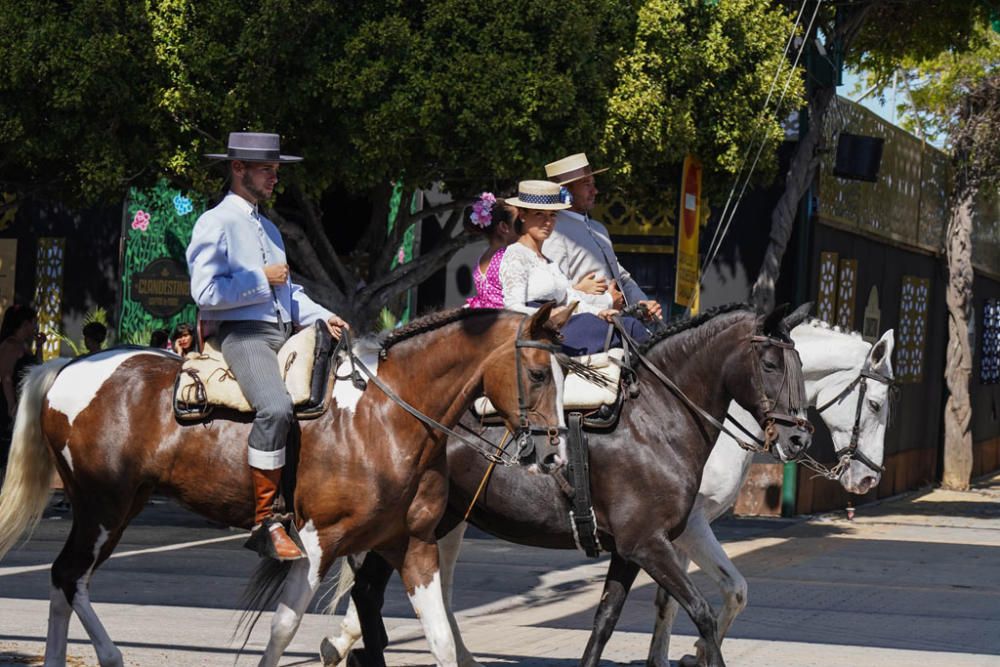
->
[639,303,753,353]
[380,307,506,354]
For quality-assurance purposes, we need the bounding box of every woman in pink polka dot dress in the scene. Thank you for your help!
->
[465,193,519,309]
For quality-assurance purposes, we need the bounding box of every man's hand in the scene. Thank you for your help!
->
[326,315,349,340]
[608,280,625,310]
[597,308,620,323]
[263,263,289,286]
[574,271,608,295]
[639,299,663,320]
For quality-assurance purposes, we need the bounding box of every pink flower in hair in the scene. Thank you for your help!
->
[469,192,496,229]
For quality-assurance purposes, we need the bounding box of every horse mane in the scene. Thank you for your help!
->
[803,317,863,339]
[639,303,753,354]
[380,307,506,354]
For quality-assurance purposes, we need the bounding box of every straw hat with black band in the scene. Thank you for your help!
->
[544,153,608,186]
[505,180,571,211]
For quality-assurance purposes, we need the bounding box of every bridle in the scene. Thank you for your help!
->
[744,334,814,452]
[614,313,813,456]
[335,317,565,466]
[510,315,568,459]
[811,365,895,476]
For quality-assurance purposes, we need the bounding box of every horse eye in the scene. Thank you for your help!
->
[528,368,549,383]
[762,358,780,371]
[868,400,881,413]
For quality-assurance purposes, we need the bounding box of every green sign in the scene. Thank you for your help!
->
[119,179,206,344]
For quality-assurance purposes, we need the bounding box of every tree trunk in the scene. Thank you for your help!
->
[750,84,834,311]
[942,189,975,490]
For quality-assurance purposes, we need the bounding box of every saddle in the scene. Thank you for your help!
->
[472,348,629,429]
[174,320,336,421]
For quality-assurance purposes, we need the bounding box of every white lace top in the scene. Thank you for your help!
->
[499,242,612,315]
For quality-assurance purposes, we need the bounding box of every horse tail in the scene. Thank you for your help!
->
[233,558,294,652]
[0,358,71,559]
[325,555,357,616]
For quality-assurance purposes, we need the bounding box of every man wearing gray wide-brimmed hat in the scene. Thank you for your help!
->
[187,132,349,561]
[543,153,663,320]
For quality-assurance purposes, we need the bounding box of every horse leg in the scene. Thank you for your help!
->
[436,522,480,667]
[319,552,394,667]
[671,515,747,667]
[624,534,724,667]
[258,520,326,667]
[647,579,684,667]
[46,499,142,667]
[400,535,457,667]
[580,551,640,667]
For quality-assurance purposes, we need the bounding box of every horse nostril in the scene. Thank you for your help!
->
[789,434,807,455]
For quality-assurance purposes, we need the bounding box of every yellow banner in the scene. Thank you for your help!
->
[675,155,701,310]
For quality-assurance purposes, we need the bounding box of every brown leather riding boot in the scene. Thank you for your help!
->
[250,467,304,561]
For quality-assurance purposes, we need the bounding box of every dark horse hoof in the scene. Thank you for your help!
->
[678,654,700,667]
[319,636,342,666]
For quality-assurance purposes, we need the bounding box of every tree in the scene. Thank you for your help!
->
[750,0,1000,310]
[875,26,1000,490]
[2,0,800,326]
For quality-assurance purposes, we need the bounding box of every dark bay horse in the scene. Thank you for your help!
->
[0,305,572,667]
[326,304,813,667]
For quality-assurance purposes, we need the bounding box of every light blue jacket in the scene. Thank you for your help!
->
[186,193,334,325]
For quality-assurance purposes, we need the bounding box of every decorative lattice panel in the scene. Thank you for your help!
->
[816,251,839,324]
[34,237,65,361]
[982,299,1000,385]
[897,276,930,383]
[835,259,858,330]
[591,191,677,254]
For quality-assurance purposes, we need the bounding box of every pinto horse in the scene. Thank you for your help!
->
[326,304,814,667]
[0,305,571,667]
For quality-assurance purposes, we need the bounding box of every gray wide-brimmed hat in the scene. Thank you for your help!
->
[205,132,303,163]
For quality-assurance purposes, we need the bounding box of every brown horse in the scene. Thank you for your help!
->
[325,304,814,667]
[0,305,571,667]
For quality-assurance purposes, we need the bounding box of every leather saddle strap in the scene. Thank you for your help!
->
[567,412,601,557]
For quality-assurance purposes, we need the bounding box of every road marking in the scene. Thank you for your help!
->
[0,533,247,578]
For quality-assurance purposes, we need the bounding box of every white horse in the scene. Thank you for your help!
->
[326,320,896,667]
[644,320,894,667]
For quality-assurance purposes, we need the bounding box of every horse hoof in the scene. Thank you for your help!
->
[347,649,371,667]
[678,654,700,667]
[319,637,342,666]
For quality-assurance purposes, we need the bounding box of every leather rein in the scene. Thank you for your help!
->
[334,318,564,466]
[613,312,812,456]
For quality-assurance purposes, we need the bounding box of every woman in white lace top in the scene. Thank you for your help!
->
[500,181,649,355]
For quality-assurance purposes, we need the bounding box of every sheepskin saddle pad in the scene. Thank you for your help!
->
[174,320,335,421]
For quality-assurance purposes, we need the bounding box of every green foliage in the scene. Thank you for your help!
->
[1,0,802,205]
[602,0,804,201]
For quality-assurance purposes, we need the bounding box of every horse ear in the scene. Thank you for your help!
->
[526,301,557,338]
[783,302,813,331]
[868,329,895,373]
[761,303,791,335]
[547,302,579,331]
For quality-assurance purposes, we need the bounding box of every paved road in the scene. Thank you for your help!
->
[2,474,999,666]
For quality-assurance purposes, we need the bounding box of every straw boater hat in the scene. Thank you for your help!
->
[205,132,303,163]
[505,180,572,211]
[544,153,608,186]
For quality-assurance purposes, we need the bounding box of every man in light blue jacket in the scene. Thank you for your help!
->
[187,132,348,560]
